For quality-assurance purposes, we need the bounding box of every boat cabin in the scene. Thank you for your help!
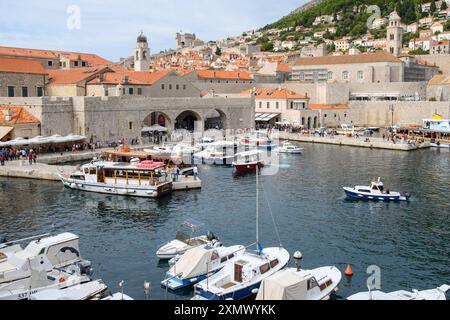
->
[74,161,171,187]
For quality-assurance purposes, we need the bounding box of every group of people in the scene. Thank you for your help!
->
[1,147,37,166]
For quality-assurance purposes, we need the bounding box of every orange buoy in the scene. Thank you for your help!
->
[345,264,354,277]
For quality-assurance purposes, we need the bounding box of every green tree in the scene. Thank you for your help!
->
[215,47,222,56]
[430,0,436,13]
[261,42,274,52]
[441,1,448,10]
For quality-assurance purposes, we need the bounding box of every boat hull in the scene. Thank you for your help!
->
[161,272,217,291]
[194,280,262,301]
[60,176,172,198]
[233,162,264,173]
[343,188,408,202]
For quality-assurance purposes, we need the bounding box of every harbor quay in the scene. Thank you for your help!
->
[279,132,431,151]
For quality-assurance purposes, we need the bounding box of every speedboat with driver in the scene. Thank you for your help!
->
[343,178,410,201]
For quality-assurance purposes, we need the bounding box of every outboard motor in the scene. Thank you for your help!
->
[207,232,218,242]
[77,260,93,276]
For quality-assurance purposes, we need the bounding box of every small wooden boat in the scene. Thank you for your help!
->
[232,150,265,173]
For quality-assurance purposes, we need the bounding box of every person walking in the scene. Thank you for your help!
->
[28,151,33,165]
[1,153,5,166]
[32,152,37,164]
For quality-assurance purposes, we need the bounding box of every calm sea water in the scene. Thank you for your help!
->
[0,144,449,300]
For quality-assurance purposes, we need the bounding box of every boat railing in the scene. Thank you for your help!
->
[0,233,51,247]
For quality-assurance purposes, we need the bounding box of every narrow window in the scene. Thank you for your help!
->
[21,86,28,97]
[183,84,186,90]
[137,88,142,95]
[7,86,14,97]
[47,61,53,67]
[128,87,134,95]
[129,122,133,130]
[161,84,165,90]
[36,87,44,97]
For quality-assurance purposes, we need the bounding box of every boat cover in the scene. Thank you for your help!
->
[169,246,215,280]
[256,269,308,300]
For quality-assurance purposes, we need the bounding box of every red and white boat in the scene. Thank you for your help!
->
[232,150,265,173]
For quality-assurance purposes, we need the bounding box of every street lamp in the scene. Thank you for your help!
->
[389,105,395,129]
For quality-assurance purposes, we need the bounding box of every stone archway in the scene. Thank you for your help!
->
[313,116,318,129]
[204,109,227,130]
[142,111,173,142]
[307,117,312,130]
[175,110,203,132]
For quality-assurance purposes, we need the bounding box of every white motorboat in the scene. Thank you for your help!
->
[29,279,108,300]
[156,221,219,260]
[161,245,245,291]
[275,142,304,154]
[0,263,93,300]
[60,160,173,198]
[192,248,290,300]
[192,167,290,300]
[347,284,450,300]
[343,178,410,202]
[193,149,234,166]
[0,233,90,285]
[255,266,342,300]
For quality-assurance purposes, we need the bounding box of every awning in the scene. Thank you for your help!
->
[0,126,13,140]
[255,113,280,122]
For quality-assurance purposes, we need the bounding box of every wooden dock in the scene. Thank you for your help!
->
[279,132,431,151]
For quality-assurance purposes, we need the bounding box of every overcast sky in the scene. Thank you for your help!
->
[0,0,303,61]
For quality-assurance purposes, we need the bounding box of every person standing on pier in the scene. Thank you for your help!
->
[1,152,5,166]
[193,165,198,180]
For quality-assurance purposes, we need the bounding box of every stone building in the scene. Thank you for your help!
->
[427,74,450,101]
[0,57,47,97]
[176,32,205,50]
[289,51,404,84]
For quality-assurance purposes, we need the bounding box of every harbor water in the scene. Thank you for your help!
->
[0,143,449,300]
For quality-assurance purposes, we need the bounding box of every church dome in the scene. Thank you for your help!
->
[137,32,148,43]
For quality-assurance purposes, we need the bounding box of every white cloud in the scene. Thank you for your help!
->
[0,0,302,60]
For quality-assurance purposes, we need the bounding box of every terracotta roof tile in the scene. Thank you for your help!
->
[243,88,308,100]
[196,70,253,80]
[0,106,40,125]
[47,67,109,85]
[0,56,47,75]
[87,69,172,85]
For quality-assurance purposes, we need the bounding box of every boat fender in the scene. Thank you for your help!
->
[70,183,77,189]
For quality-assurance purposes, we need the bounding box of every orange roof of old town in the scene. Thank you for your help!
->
[242,88,308,100]
[87,70,172,85]
[47,67,110,85]
[0,56,47,75]
[0,106,40,124]
[196,70,253,80]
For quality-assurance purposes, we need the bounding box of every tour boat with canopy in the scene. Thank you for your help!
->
[161,244,245,291]
[156,220,220,260]
[343,178,410,201]
[192,168,290,300]
[60,160,173,198]
[232,150,265,173]
[420,114,450,148]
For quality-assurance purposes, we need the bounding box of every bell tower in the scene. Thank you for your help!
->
[134,31,150,71]
[386,10,403,56]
